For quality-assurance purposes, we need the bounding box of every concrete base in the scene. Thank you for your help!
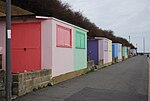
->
[87,60,95,71]
[113,58,123,64]
[128,54,134,58]
[103,62,112,67]
[51,68,88,85]
[112,58,118,64]
[98,60,104,69]
[118,59,122,62]
[112,58,116,64]
[97,65,105,69]
[116,58,119,63]
[122,56,128,61]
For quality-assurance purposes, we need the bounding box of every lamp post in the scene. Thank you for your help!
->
[129,35,130,43]
[136,43,138,55]
[143,37,145,53]
[6,0,12,101]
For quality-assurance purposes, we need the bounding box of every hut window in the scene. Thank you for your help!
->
[76,31,85,49]
[56,25,72,48]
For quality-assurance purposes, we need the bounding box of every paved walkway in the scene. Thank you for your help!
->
[148,57,150,101]
[14,56,148,101]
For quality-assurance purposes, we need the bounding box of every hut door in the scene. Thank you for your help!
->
[11,22,41,73]
[87,40,98,65]
[104,40,108,64]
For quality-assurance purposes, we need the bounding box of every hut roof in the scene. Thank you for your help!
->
[0,1,34,17]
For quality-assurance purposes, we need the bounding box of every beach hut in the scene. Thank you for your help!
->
[112,43,122,63]
[130,48,137,56]
[112,43,118,63]
[46,17,88,79]
[118,43,122,61]
[0,16,88,78]
[98,37,112,66]
[95,37,109,65]
[0,19,44,73]
[87,37,112,67]
[74,25,88,71]
[108,40,112,64]
[102,38,109,65]
[127,47,130,56]
[45,17,74,78]
[0,20,7,70]
[0,0,34,72]
[0,31,3,69]
[122,46,128,59]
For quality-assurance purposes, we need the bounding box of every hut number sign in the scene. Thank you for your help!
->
[7,30,11,39]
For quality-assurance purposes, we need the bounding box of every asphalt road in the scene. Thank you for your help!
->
[14,56,149,101]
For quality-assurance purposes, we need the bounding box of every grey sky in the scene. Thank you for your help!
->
[61,0,150,52]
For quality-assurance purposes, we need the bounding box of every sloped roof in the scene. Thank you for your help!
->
[0,1,34,17]
[0,12,5,16]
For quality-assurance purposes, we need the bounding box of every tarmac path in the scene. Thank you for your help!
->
[14,56,148,101]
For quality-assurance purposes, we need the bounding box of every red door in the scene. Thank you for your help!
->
[11,22,41,73]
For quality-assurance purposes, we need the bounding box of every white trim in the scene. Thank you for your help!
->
[36,16,49,19]
[95,37,109,40]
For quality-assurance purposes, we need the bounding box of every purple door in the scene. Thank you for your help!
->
[87,40,98,65]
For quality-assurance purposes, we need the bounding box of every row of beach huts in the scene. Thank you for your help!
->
[87,38,131,67]
[0,6,137,97]
[0,16,137,75]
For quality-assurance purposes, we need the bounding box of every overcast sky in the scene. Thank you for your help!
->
[61,0,150,52]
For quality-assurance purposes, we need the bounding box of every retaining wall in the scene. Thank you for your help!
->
[12,69,52,96]
[0,70,5,100]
